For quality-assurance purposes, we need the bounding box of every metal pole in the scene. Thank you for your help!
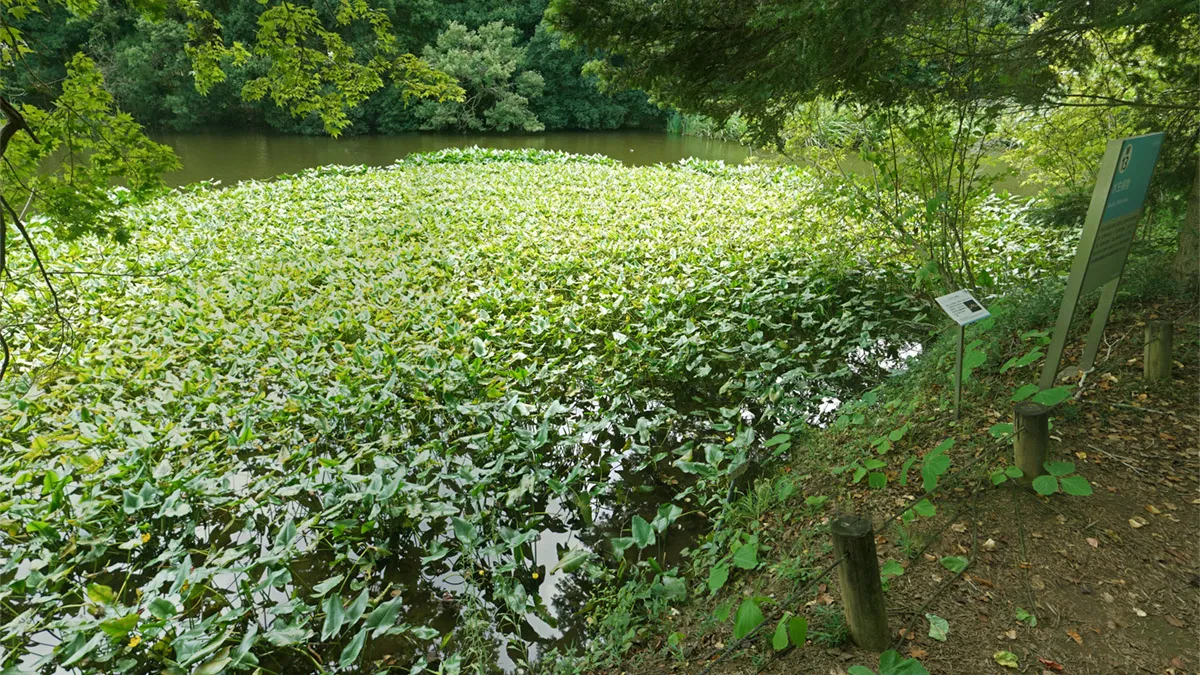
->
[1078,278,1121,375]
[954,323,964,421]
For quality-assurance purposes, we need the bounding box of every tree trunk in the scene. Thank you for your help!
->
[1172,159,1199,289]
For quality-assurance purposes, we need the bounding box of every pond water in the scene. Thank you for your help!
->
[153,131,757,186]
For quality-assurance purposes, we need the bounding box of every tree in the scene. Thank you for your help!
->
[524,21,662,131]
[549,0,1199,287]
[0,0,464,376]
[415,20,545,132]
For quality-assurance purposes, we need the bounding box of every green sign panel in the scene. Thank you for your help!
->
[1039,133,1165,390]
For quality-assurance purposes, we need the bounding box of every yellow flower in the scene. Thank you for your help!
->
[141,533,151,544]
[725,436,733,442]
[531,572,539,580]
[128,635,142,649]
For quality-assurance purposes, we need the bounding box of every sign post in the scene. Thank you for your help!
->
[936,289,991,421]
[1039,133,1165,390]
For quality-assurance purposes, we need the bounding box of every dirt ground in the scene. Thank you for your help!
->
[619,305,1199,675]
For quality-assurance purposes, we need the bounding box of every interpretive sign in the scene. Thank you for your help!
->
[936,289,990,326]
[936,290,990,421]
[1039,132,1165,389]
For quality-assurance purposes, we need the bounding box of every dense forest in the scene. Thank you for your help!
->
[9,0,665,134]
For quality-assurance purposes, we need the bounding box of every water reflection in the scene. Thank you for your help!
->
[152,131,757,186]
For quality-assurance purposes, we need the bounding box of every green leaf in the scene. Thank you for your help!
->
[912,499,935,517]
[631,515,655,548]
[898,456,916,486]
[611,536,636,556]
[99,613,139,638]
[1032,475,1059,496]
[265,624,310,647]
[1015,350,1044,367]
[765,433,791,447]
[312,575,343,597]
[195,648,233,675]
[364,597,403,638]
[787,616,808,647]
[880,560,904,578]
[868,472,887,489]
[1044,461,1075,477]
[451,516,477,544]
[1059,474,1093,496]
[712,600,733,622]
[339,629,367,668]
[939,556,968,574]
[707,563,730,593]
[344,589,369,628]
[1011,384,1039,401]
[322,593,346,641]
[1032,386,1072,406]
[86,583,116,606]
[1004,465,1024,478]
[471,336,487,357]
[732,543,758,570]
[732,598,765,639]
[989,422,1014,438]
[994,650,1019,668]
[848,668,875,675]
[552,549,591,574]
[148,598,176,620]
[926,613,948,641]
[772,616,789,651]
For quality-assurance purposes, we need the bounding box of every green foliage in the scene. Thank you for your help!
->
[1032,461,1093,496]
[2,54,180,241]
[809,604,850,647]
[1016,607,1038,627]
[925,613,948,641]
[733,598,765,639]
[848,650,931,675]
[0,150,986,671]
[415,21,545,132]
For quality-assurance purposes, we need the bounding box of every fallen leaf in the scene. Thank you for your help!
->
[1087,537,1099,548]
[1038,657,1065,672]
[1102,592,1114,603]
[1145,504,1161,515]
[1129,518,1144,529]
[1004,630,1017,640]
[908,648,927,659]
[1133,607,1147,617]
[982,538,997,552]
[1165,615,1185,628]
[1066,628,1083,644]
[994,650,1019,668]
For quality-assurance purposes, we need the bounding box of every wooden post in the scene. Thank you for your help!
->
[831,515,889,651]
[1143,320,1173,381]
[1013,402,1050,487]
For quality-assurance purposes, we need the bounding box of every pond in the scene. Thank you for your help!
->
[152,130,757,186]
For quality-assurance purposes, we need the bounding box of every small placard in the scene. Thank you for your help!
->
[935,290,990,326]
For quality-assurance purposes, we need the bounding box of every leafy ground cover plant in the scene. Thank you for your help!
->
[0,149,1058,672]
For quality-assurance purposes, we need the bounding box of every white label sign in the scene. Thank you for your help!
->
[935,290,990,326]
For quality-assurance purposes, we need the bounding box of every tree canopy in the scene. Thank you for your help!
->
[548,0,1198,145]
